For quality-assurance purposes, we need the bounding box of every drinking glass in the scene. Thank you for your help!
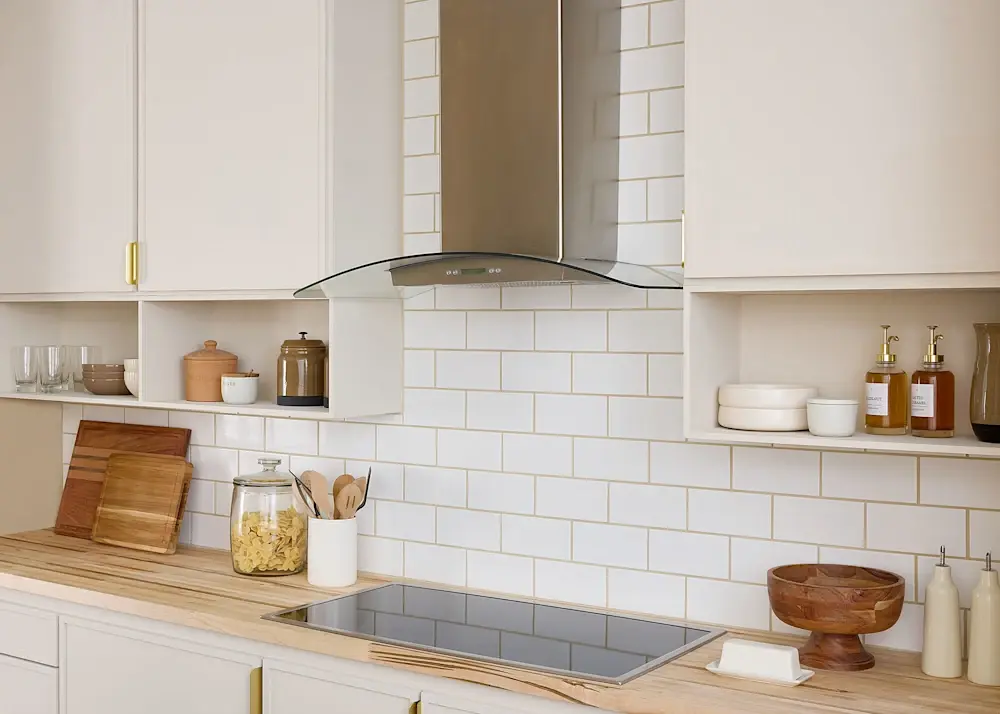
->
[67,345,102,392]
[38,346,67,394]
[12,346,37,393]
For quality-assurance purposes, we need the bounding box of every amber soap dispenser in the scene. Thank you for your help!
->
[865,325,908,435]
[911,326,955,438]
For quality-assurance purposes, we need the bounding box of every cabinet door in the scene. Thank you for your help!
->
[63,620,258,714]
[140,0,323,292]
[0,654,58,714]
[685,0,1000,280]
[0,0,136,294]
[264,663,415,714]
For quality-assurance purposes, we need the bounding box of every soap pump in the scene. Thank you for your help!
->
[865,325,908,435]
[921,546,963,678]
[968,552,1000,686]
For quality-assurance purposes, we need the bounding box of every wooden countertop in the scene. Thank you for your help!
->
[0,531,994,714]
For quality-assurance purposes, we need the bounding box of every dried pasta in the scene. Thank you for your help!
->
[231,506,307,575]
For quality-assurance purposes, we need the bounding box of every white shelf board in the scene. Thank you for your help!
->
[0,391,335,420]
[689,427,1000,459]
[683,273,1000,294]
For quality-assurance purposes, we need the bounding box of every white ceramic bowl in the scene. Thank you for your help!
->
[124,370,139,397]
[806,398,858,437]
[718,406,807,432]
[718,384,818,410]
[124,358,139,371]
[221,375,259,405]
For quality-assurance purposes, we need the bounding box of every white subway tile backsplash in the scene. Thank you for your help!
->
[609,310,682,353]
[733,447,820,496]
[436,351,500,390]
[438,429,502,470]
[169,411,215,446]
[536,477,607,521]
[820,547,917,601]
[405,542,466,587]
[501,514,571,559]
[62,403,82,434]
[62,434,75,465]
[404,232,442,256]
[536,394,607,437]
[689,490,770,538]
[404,0,439,40]
[649,530,729,578]
[866,603,924,652]
[773,497,864,547]
[467,311,534,351]
[190,446,239,483]
[404,311,465,349]
[573,522,647,569]
[619,133,684,179]
[319,422,376,461]
[124,408,168,427]
[403,388,465,428]
[608,569,686,619]
[404,155,440,194]
[503,433,572,476]
[610,483,685,529]
[573,353,647,396]
[377,501,435,543]
[237,451,290,478]
[571,284,647,309]
[609,397,683,441]
[214,482,233,516]
[435,287,500,311]
[687,579,771,630]
[646,176,684,221]
[404,77,439,117]
[359,536,404,577]
[356,503,375,536]
[731,539,818,585]
[651,442,730,488]
[971,510,1000,556]
[620,44,684,93]
[618,180,647,222]
[535,560,607,608]
[648,89,684,134]
[376,425,436,465]
[468,471,534,515]
[619,93,649,137]
[188,513,230,551]
[618,223,682,267]
[650,0,684,46]
[501,352,571,393]
[404,116,435,156]
[186,480,214,515]
[647,354,683,397]
[265,419,317,456]
[83,405,124,423]
[467,551,534,597]
[620,5,649,49]
[574,437,648,482]
[822,452,917,503]
[917,556,984,608]
[867,504,966,556]
[404,465,466,507]
[403,194,435,232]
[502,286,571,310]
[403,38,435,80]
[437,507,500,551]
[215,415,264,450]
[349,461,404,501]
[404,350,435,388]
[920,457,1000,509]
[535,311,607,352]
[466,391,533,433]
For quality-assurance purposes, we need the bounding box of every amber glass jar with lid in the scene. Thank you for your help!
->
[277,332,326,406]
[230,458,307,576]
[911,326,954,438]
[184,340,238,402]
[865,325,908,435]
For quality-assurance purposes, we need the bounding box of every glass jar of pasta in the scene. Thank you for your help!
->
[230,458,307,576]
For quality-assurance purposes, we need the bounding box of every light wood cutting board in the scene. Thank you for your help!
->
[91,452,193,554]
[54,421,192,539]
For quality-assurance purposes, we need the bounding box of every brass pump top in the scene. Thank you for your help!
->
[876,324,898,364]
[923,325,945,365]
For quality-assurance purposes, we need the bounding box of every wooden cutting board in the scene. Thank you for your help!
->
[91,452,193,554]
[55,421,192,538]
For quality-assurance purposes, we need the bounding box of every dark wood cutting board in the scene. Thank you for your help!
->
[54,421,192,539]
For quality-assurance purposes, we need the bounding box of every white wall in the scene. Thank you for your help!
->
[61,0,1000,652]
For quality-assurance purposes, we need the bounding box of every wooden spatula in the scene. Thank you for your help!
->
[334,482,363,520]
[303,470,334,519]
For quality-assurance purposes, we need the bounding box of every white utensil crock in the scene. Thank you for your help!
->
[307,516,357,588]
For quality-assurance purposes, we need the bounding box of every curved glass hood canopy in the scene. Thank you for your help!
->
[297,0,684,300]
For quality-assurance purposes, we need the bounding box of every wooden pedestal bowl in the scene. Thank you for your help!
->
[767,564,904,671]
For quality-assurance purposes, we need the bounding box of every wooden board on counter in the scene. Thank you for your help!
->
[55,421,191,538]
[0,530,996,714]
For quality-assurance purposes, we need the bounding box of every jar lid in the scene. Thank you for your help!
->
[280,332,326,350]
[184,340,238,362]
[234,457,293,487]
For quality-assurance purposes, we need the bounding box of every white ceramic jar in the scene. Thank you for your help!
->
[806,399,859,437]
[222,373,259,405]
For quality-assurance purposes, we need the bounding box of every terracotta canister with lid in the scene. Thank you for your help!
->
[277,332,326,407]
[184,340,238,402]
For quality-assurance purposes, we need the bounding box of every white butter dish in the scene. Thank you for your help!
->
[705,639,814,687]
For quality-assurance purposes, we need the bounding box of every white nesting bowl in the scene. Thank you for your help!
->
[718,406,807,432]
[718,384,818,410]
[806,398,858,437]
[124,370,139,397]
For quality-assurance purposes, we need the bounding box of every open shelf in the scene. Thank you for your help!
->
[684,288,1000,458]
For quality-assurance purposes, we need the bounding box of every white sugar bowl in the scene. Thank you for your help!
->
[806,398,859,437]
[222,372,259,405]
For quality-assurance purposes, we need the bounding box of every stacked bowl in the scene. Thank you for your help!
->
[717,384,817,431]
[82,363,130,396]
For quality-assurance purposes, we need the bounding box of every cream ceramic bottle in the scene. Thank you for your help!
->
[921,547,962,678]
[968,552,1000,686]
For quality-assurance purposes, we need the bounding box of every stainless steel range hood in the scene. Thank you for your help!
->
[296,0,682,300]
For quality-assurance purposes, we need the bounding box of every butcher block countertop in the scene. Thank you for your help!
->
[0,531,994,714]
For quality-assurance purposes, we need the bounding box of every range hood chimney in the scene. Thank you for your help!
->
[297,0,682,299]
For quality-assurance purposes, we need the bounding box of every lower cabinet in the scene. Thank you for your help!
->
[62,620,260,714]
[0,653,58,714]
[263,659,416,714]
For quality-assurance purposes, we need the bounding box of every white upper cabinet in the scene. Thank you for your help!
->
[0,0,136,295]
[139,0,324,292]
[685,0,1000,282]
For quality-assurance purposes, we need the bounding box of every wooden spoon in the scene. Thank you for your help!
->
[331,473,355,501]
[303,470,334,519]
[334,482,363,520]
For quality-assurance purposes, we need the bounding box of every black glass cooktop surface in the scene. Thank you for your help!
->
[264,584,724,684]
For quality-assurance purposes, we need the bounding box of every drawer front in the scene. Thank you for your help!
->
[0,601,58,666]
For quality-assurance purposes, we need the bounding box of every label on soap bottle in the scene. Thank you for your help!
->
[866,382,889,416]
[911,383,935,418]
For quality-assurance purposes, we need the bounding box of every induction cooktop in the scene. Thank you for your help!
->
[264,583,725,684]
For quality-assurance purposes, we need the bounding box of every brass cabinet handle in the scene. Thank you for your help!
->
[250,666,262,714]
[125,242,139,285]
